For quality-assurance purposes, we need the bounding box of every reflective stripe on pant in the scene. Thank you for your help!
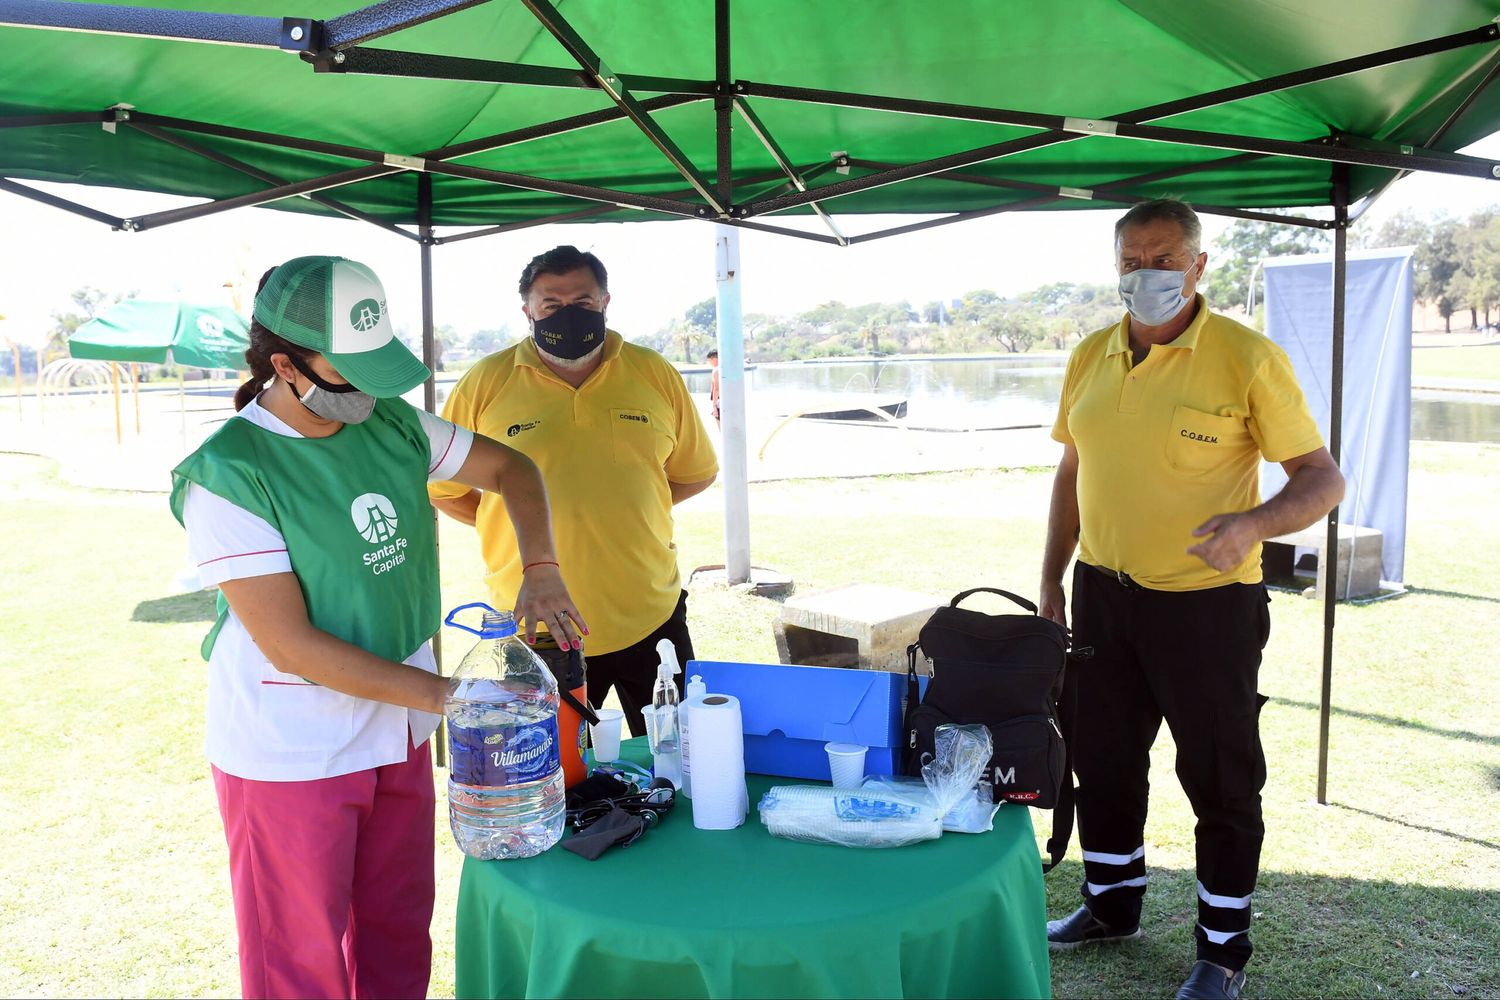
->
[213,737,436,999]
[1069,562,1270,971]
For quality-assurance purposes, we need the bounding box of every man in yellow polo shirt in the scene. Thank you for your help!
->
[1039,200,1344,1000]
[430,246,717,734]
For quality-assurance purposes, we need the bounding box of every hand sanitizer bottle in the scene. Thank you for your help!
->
[650,638,684,788]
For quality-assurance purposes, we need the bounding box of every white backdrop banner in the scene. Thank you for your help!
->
[1261,247,1413,583]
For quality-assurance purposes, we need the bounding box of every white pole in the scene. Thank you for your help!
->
[715,224,751,585]
[178,369,188,453]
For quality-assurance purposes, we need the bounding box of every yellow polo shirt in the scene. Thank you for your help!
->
[430,331,718,654]
[1052,296,1323,591]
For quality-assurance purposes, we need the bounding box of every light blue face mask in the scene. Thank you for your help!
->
[1118,264,1195,327]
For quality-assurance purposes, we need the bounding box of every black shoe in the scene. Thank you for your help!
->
[1174,961,1246,1000]
[1045,905,1141,952]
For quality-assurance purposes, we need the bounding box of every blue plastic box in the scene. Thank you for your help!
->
[687,660,906,781]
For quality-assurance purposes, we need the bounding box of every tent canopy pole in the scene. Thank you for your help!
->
[1317,164,1351,806]
[417,171,446,767]
[716,225,750,585]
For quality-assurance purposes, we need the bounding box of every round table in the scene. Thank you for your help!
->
[454,738,1050,999]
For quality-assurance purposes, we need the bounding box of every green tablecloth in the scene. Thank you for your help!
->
[454,738,1050,999]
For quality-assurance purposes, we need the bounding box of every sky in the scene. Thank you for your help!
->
[1,133,1497,349]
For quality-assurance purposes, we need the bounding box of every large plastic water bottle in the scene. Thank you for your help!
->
[443,603,566,860]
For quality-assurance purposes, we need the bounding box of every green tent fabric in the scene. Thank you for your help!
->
[69,300,249,370]
[2,1,1498,229]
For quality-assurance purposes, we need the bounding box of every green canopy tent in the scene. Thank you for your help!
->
[3,0,1499,800]
[69,299,249,442]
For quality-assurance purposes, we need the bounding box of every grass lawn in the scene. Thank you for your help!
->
[1,443,1497,998]
[1410,343,1500,383]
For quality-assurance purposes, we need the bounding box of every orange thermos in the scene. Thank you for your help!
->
[531,638,592,788]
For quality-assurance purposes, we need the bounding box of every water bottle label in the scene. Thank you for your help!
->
[449,717,561,788]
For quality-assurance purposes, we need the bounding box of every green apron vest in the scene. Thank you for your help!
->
[170,397,440,663]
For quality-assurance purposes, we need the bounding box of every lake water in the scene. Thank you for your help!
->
[682,357,1500,444]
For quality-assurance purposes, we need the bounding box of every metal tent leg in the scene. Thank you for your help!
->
[1317,166,1350,805]
[418,171,447,768]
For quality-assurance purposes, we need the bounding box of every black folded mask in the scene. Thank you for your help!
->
[563,805,649,860]
[562,776,677,860]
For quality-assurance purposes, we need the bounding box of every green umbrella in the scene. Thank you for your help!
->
[69,300,248,371]
[67,299,249,445]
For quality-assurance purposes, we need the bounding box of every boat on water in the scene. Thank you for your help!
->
[797,395,908,421]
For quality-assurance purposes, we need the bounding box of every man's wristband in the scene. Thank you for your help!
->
[522,560,559,574]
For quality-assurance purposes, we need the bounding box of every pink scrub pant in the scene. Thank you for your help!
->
[212,738,435,999]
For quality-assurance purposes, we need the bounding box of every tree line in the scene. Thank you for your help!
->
[641,205,1499,363]
[1203,206,1500,334]
[636,283,1129,363]
[1355,208,1500,332]
[9,204,1494,378]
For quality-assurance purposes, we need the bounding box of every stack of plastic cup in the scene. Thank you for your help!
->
[641,705,683,788]
[639,705,657,746]
[825,742,868,789]
[589,708,624,763]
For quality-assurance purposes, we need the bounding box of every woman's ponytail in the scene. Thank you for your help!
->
[233,267,314,411]
[233,332,277,411]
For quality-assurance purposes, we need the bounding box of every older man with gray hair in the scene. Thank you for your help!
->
[1039,199,1344,999]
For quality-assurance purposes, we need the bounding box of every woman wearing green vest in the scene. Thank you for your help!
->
[170,256,586,1000]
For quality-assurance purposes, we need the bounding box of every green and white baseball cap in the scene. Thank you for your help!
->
[253,255,430,398]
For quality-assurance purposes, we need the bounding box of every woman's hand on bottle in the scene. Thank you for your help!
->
[514,564,589,651]
[428,672,456,715]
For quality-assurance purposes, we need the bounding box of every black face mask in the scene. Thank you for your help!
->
[531,304,606,361]
[286,352,359,394]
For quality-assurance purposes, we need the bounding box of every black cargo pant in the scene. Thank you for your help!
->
[1069,561,1271,971]
[585,590,694,738]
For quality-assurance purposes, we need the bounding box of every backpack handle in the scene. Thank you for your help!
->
[949,587,1038,615]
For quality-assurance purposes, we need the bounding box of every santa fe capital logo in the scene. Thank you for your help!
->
[350,298,383,333]
[351,493,400,543]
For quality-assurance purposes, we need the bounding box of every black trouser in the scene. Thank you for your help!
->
[585,590,694,737]
[1069,562,1271,972]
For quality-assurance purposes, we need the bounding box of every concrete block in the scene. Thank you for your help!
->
[774,584,942,673]
[1262,524,1384,600]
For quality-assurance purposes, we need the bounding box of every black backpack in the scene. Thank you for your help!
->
[901,587,1084,872]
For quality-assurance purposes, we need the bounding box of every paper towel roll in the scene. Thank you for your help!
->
[683,694,748,830]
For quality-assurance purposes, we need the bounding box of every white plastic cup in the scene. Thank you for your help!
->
[826,742,868,789]
[639,705,658,747]
[589,708,625,763]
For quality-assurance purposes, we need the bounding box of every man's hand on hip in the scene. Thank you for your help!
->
[1039,580,1068,629]
[1187,512,1260,572]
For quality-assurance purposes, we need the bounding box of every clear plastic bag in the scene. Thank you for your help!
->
[858,776,1002,835]
[920,724,993,817]
[757,724,994,848]
[759,785,942,847]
